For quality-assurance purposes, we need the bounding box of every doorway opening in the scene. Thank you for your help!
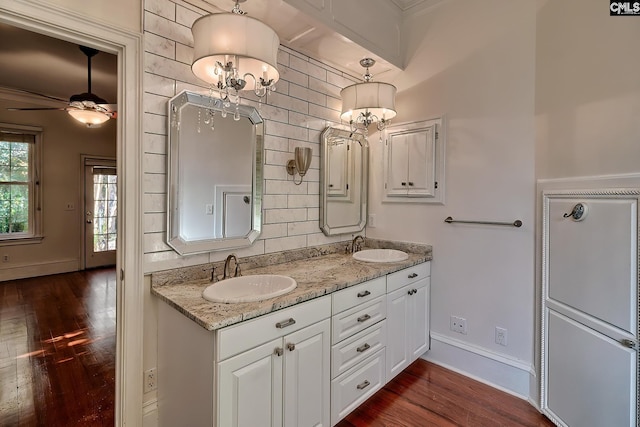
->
[84,157,117,269]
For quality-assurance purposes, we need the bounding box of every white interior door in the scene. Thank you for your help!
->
[542,191,639,427]
[84,159,117,268]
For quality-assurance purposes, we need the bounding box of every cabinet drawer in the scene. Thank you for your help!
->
[217,295,331,361]
[331,349,386,425]
[386,262,430,293]
[332,296,386,345]
[332,320,386,379]
[332,277,386,314]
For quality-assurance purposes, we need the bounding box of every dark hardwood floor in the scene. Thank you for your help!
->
[0,269,116,427]
[1,268,552,427]
[337,359,554,427]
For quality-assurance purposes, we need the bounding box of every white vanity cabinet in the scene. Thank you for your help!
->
[385,262,431,381]
[157,295,331,427]
[330,277,387,425]
[217,296,331,427]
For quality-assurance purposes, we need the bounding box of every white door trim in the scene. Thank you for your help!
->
[0,2,144,425]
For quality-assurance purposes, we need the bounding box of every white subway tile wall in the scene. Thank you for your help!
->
[143,0,358,272]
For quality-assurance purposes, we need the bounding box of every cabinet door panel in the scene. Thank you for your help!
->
[284,319,331,427]
[546,310,636,427]
[386,286,410,381]
[410,278,430,360]
[386,134,409,195]
[406,128,435,197]
[548,198,637,334]
[218,338,283,427]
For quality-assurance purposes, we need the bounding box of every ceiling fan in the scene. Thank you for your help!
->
[8,45,117,128]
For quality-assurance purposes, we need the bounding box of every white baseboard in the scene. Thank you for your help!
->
[425,332,535,399]
[143,397,158,427]
[0,259,78,281]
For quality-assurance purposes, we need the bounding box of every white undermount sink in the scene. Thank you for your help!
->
[202,274,297,304]
[352,249,409,263]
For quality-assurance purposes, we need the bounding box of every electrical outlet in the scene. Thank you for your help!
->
[2,254,8,263]
[495,327,508,346]
[450,315,467,335]
[144,368,157,393]
[368,213,376,228]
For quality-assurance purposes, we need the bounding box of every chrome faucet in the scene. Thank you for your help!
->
[223,253,241,279]
[351,235,365,253]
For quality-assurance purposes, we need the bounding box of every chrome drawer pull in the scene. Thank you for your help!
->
[356,380,371,390]
[276,318,296,329]
[408,273,418,278]
[357,314,371,323]
[356,343,371,353]
[357,290,371,298]
[287,343,296,351]
[274,347,283,356]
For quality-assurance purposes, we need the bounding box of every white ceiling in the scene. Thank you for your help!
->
[0,21,117,108]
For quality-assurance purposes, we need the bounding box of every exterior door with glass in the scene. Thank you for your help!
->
[84,159,116,268]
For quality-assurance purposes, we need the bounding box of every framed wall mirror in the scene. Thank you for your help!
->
[320,127,368,236]
[166,90,263,255]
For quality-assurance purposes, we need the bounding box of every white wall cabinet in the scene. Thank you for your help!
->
[386,263,431,381]
[383,119,444,204]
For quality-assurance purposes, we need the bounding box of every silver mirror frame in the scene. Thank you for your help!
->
[166,90,263,255]
[319,127,368,236]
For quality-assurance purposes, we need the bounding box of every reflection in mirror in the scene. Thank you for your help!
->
[320,127,368,235]
[166,90,263,255]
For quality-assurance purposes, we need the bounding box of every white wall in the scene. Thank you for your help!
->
[368,0,537,396]
[41,0,141,33]
[0,98,116,280]
[535,0,640,179]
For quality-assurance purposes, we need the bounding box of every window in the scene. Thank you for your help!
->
[0,124,42,242]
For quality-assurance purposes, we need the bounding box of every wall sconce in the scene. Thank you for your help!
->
[286,147,312,185]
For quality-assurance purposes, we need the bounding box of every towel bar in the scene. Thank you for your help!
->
[444,216,522,228]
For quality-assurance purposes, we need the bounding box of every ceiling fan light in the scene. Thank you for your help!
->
[68,109,110,126]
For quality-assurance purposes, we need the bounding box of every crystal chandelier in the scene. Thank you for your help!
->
[190,0,280,112]
[340,58,397,135]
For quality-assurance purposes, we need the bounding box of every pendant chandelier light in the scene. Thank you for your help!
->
[340,58,397,134]
[191,0,280,112]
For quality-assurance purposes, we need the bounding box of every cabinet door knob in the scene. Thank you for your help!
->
[408,182,414,186]
[275,318,296,329]
[356,380,371,390]
[621,339,637,349]
[357,314,371,323]
[274,347,284,356]
[286,343,296,351]
[412,288,417,295]
[356,343,371,353]
[408,273,418,278]
[407,289,414,295]
[401,182,407,186]
[357,290,371,298]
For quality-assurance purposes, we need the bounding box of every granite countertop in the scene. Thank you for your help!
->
[151,239,432,331]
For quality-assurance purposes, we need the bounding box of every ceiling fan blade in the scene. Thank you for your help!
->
[7,107,67,111]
